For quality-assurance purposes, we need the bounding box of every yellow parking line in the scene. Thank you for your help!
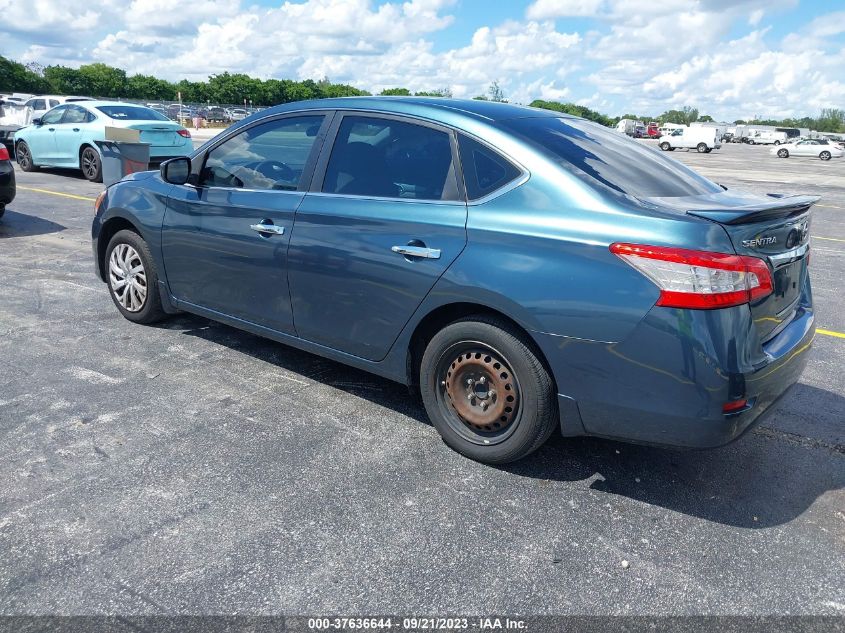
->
[813,236,845,243]
[818,328,845,339]
[17,186,97,202]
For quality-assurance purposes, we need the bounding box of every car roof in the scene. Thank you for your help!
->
[253,96,567,124]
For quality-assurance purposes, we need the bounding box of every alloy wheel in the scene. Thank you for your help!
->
[81,148,100,180]
[17,144,31,169]
[820,151,831,161]
[108,243,147,312]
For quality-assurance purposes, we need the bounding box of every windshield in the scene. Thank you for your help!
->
[96,106,170,121]
[501,117,722,198]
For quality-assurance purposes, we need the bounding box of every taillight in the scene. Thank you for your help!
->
[610,243,773,309]
[177,129,191,138]
[0,146,9,161]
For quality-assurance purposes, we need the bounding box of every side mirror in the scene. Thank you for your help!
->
[161,157,191,185]
[32,117,43,126]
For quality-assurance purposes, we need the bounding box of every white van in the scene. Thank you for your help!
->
[20,95,93,125]
[658,127,721,153]
[747,130,789,145]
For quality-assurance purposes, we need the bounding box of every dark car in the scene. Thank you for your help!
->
[0,143,15,217]
[91,98,816,464]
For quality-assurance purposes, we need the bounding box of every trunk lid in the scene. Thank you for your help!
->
[644,191,818,342]
[124,122,183,147]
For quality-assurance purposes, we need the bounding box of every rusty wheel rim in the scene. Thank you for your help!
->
[437,342,521,443]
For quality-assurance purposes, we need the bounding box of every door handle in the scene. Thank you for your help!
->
[391,245,441,259]
[250,223,285,236]
[73,128,80,132]
[48,127,55,132]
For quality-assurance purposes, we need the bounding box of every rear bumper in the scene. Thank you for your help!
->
[0,160,16,205]
[534,294,814,448]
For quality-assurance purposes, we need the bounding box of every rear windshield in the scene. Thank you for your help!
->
[96,106,170,121]
[501,117,722,198]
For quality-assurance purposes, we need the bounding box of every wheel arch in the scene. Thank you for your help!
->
[405,301,557,395]
[96,216,142,281]
[79,142,99,168]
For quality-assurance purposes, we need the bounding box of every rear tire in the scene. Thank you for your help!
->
[697,143,708,153]
[777,149,789,158]
[80,146,103,183]
[820,151,831,161]
[15,141,37,172]
[420,315,558,464]
[659,142,670,151]
[104,229,167,324]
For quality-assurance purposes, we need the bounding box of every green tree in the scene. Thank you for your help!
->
[77,63,127,97]
[0,55,49,92]
[529,100,614,127]
[380,87,412,96]
[43,65,91,95]
[487,81,506,102]
[415,88,452,97]
[126,74,176,100]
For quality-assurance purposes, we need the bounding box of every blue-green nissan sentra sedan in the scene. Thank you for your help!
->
[14,100,192,182]
[91,97,816,464]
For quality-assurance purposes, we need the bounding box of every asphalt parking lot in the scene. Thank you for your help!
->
[1,142,843,616]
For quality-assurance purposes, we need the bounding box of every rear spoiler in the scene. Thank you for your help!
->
[686,194,820,225]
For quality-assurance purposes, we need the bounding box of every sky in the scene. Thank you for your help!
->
[0,0,843,120]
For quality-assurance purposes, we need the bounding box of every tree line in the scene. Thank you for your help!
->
[1,56,842,131]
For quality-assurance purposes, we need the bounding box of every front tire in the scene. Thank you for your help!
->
[820,151,831,161]
[105,230,167,324]
[697,143,708,153]
[420,316,558,464]
[659,142,670,151]
[15,141,37,172]
[80,146,103,182]
[777,149,789,158]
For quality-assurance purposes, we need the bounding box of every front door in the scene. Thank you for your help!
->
[27,105,66,163]
[161,113,329,334]
[287,113,467,361]
[52,104,88,165]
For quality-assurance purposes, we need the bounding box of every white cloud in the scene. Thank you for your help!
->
[0,0,840,121]
[526,0,605,20]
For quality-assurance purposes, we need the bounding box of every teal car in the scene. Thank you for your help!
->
[14,101,193,182]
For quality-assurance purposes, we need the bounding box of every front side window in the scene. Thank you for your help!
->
[322,115,458,201]
[40,106,67,125]
[200,115,325,191]
[502,117,722,199]
[458,135,521,200]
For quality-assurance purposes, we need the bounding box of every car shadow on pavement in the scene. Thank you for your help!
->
[172,314,842,530]
[0,209,66,238]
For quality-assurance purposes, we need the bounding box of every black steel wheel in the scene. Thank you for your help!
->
[420,316,558,464]
[80,146,102,182]
[16,141,37,172]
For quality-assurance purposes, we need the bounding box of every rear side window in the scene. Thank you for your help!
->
[200,115,325,191]
[323,115,458,201]
[502,117,721,198]
[458,135,522,200]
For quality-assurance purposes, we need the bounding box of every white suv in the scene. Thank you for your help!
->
[23,95,93,125]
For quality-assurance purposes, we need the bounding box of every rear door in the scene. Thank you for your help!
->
[161,112,330,334]
[287,112,468,361]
